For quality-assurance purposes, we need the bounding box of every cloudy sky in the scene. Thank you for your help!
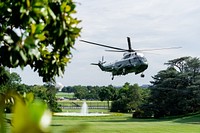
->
[14,0,200,86]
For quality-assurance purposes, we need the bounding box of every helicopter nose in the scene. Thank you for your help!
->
[139,61,148,72]
[141,63,148,70]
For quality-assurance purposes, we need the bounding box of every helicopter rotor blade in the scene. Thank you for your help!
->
[135,46,182,52]
[80,39,181,53]
[105,49,128,52]
[80,40,127,51]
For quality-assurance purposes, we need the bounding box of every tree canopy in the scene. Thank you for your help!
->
[138,56,200,118]
[0,0,81,82]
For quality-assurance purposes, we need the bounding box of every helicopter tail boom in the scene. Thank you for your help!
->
[91,63,99,65]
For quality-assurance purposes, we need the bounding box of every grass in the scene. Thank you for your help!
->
[50,113,200,133]
[56,92,74,99]
[5,113,200,133]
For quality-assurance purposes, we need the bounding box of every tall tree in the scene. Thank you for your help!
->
[148,56,200,118]
[0,1,81,131]
[0,0,81,82]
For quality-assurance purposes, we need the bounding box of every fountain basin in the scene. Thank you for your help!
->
[54,101,110,116]
[53,112,110,116]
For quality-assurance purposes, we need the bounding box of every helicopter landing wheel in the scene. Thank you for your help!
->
[141,73,145,78]
[112,75,114,80]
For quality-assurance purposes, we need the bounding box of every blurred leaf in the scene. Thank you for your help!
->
[35,33,46,41]
[25,93,34,104]
[11,93,51,133]
[0,94,6,133]
[12,94,30,133]
[31,24,36,35]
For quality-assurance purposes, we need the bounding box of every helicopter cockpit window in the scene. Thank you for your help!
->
[123,54,131,59]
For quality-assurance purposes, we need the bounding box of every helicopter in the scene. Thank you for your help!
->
[80,37,180,80]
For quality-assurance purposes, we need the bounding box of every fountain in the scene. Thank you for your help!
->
[80,101,88,115]
[54,101,110,116]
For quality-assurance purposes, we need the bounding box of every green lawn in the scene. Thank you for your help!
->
[56,92,74,99]
[5,113,200,133]
[50,113,200,133]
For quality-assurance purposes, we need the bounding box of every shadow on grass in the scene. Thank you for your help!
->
[88,115,170,123]
[51,124,63,127]
[172,114,200,124]
[88,113,200,125]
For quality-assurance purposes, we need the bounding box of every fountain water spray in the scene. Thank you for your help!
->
[81,101,88,115]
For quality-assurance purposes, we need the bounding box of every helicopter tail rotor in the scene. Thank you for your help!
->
[101,56,106,64]
[91,56,106,66]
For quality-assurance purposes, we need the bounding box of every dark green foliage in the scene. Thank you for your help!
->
[66,85,117,101]
[73,85,88,100]
[139,56,200,118]
[111,83,147,113]
[62,86,75,93]
[98,85,116,108]
[0,67,10,86]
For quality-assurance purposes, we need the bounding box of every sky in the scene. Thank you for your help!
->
[13,0,200,87]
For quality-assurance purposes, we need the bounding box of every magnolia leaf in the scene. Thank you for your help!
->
[31,24,36,35]
[35,33,46,41]
[47,7,56,20]
[3,35,14,44]
[12,95,30,133]
[19,50,28,62]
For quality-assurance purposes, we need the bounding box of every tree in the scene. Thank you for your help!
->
[145,56,200,118]
[99,85,116,109]
[0,1,81,131]
[111,83,143,113]
[85,86,100,100]
[0,0,81,82]
[74,85,88,100]
[0,67,22,93]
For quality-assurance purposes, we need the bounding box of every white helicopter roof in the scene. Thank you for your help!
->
[122,52,144,59]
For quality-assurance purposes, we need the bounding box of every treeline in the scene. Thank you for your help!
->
[62,56,200,118]
[1,56,200,118]
[61,83,150,113]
